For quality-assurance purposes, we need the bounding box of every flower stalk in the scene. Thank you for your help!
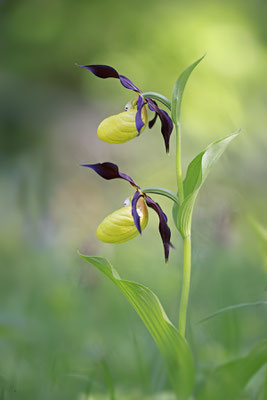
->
[179,234,192,337]
[141,91,172,110]
[175,119,191,338]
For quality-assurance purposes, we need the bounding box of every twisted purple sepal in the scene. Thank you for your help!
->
[81,162,139,188]
[148,101,158,129]
[145,195,174,262]
[135,96,146,135]
[146,98,173,153]
[131,191,143,234]
[79,64,141,93]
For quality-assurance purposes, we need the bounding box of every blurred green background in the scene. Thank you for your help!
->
[1,0,267,398]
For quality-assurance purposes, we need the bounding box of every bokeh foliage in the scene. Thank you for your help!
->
[0,0,267,398]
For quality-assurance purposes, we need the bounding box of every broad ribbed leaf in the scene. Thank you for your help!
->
[177,132,240,237]
[79,254,194,400]
[171,55,205,125]
[197,340,267,400]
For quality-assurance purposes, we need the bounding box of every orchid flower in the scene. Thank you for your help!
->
[79,64,173,152]
[82,162,173,262]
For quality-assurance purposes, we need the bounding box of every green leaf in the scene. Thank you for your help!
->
[100,360,116,400]
[249,217,267,243]
[141,187,179,204]
[172,193,180,229]
[171,55,205,125]
[249,218,267,271]
[197,340,267,400]
[197,301,267,324]
[177,132,240,237]
[79,254,194,400]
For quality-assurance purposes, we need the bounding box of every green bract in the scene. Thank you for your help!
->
[171,55,205,125]
[174,132,240,238]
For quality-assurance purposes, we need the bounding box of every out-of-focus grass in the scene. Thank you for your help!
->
[79,394,177,400]
[1,0,267,398]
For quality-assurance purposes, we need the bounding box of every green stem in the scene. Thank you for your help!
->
[141,91,171,110]
[175,122,184,203]
[175,120,191,338]
[141,187,179,204]
[178,235,192,337]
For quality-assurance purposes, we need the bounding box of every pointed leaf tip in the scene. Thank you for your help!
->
[171,55,205,124]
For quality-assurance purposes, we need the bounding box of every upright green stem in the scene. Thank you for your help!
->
[175,122,184,203]
[178,235,192,337]
[175,121,191,338]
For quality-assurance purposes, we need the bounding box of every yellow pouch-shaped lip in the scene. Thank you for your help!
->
[96,197,148,244]
[97,107,147,144]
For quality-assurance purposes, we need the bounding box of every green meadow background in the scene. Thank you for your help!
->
[1,0,267,398]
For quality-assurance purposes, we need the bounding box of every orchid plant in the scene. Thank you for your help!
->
[78,58,266,399]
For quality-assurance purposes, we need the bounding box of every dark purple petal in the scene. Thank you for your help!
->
[79,65,119,79]
[148,112,158,129]
[147,98,173,153]
[131,191,143,234]
[145,195,174,262]
[147,100,158,129]
[79,64,141,93]
[81,162,139,188]
[135,96,146,135]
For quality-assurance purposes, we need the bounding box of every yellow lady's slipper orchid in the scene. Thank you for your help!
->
[96,197,148,243]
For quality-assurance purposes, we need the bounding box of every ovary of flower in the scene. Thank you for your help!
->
[96,197,148,243]
[97,106,147,144]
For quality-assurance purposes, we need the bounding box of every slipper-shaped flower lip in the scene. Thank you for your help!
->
[78,64,173,152]
[97,97,148,144]
[96,196,148,244]
[81,162,173,262]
